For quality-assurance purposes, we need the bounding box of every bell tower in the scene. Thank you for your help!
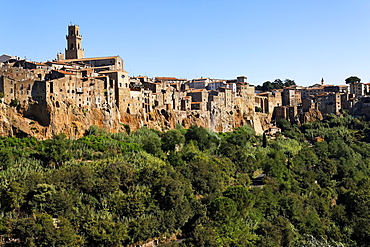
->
[65,25,84,59]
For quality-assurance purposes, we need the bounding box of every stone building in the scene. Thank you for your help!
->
[255,90,282,115]
[206,81,226,91]
[315,92,342,115]
[350,82,367,97]
[65,25,84,59]
[272,105,298,123]
[282,87,302,106]
[0,25,133,124]
[187,89,208,111]
[188,78,211,89]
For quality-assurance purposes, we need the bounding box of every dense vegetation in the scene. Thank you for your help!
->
[255,78,296,92]
[1,115,370,246]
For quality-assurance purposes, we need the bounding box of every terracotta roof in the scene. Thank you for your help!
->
[55,70,75,75]
[156,77,179,80]
[60,56,119,62]
[47,61,68,65]
[188,89,204,93]
[98,70,121,73]
[191,102,202,104]
[29,61,45,66]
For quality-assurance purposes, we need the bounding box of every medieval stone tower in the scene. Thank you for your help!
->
[65,25,84,59]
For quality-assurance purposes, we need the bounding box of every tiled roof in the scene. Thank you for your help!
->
[55,70,75,75]
[98,70,121,73]
[60,56,119,62]
[188,89,204,93]
[47,61,68,65]
[156,77,180,80]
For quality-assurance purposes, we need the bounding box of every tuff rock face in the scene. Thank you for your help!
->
[0,98,125,139]
[0,98,270,139]
[301,108,323,124]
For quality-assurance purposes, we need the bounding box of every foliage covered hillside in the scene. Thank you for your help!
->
[1,115,370,246]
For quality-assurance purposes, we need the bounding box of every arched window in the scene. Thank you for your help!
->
[70,43,74,50]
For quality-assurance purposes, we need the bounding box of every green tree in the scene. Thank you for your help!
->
[208,197,237,222]
[262,132,267,148]
[162,129,185,152]
[284,79,296,87]
[223,185,254,215]
[185,125,219,151]
[345,76,361,84]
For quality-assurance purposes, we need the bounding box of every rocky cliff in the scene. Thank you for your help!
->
[0,98,271,139]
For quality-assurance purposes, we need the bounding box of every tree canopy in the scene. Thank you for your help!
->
[256,78,296,92]
[0,118,370,246]
[345,76,361,84]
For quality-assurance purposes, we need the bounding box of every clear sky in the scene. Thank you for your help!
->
[1,0,370,86]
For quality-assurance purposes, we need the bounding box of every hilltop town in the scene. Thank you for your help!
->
[0,25,369,139]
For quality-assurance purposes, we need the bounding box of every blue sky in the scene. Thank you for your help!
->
[1,0,370,86]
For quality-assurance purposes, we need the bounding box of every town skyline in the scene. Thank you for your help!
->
[2,1,370,86]
[1,22,368,140]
